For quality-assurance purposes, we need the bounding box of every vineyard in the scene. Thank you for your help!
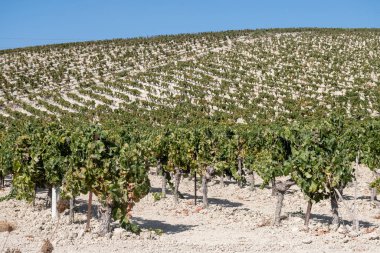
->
[0,28,380,252]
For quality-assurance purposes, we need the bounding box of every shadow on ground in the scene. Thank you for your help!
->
[132,216,196,234]
[150,187,243,207]
[74,199,100,219]
[311,213,375,228]
[287,211,376,228]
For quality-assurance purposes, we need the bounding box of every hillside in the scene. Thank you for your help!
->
[1,28,379,125]
[1,28,380,253]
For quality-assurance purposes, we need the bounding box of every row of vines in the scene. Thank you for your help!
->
[1,114,380,236]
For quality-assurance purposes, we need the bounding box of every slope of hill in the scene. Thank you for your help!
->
[0,29,379,125]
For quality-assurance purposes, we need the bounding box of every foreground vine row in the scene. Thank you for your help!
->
[1,115,379,235]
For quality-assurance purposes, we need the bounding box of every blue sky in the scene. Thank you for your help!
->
[0,0,379,50]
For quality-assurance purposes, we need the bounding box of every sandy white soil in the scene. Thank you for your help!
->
[1,165,380,253]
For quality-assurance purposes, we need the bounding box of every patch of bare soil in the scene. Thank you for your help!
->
[1,165,379,253]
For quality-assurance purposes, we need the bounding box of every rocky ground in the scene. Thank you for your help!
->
[1,165,380,253]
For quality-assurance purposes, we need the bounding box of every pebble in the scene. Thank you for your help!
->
[362,233,380,240]
[292,217,304,223]
[330,224,339,231]
[302,239,312,244]
[290,226,299,233]
[337,226,348,234]
[348,231,361,238]
[77,229,85,238]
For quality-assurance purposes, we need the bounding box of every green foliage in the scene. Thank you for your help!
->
[288,116,355,203]
[361,119,380,171]
[0,187,16,202]
[123,222,142,234]
[148,228,164,236]
[12,129,44,200]
[248,125,292,186]
[2,121,150,230]
[0,126,17,181]
[370,178,380,192]
[61,124,150,229]
[152,192,162,201]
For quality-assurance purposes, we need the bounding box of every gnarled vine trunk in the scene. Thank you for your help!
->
[194,172,197,205]
[202,166,215,208]
[274,191,285,226]
[248,172,255,191]
[371,171,379,201]
[0,174,4,189]
[33,185,38,206]
[219,173,225,188]
[202,175,208,208]
[371,188,377,202]
[330,191,339,225]
[69,197,75,224]
[86,192,93,231]
[46,187,52,208]
[274,179,295,226]
[99,203,113,236]
[352,155,359,231]
[157,161,167,198]
[237,157,243,188]
[271,178,276,196]
[174,167,181,204]
[162,173,167,198]
[304,200,313,227]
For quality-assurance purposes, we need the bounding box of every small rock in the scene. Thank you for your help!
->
[348,231,361,238]
[290,226,299,232]
[363,233,380,240]
[121,232,132,240]
[299,225,310,232]
[337,226,348,234]
[292,217,304,223]
[140,231,152,240]
[77,229,85,238]
[302,239,312,244]
[62,231,70,239]
[330,224,340,231]
[91,233,100,239]
[112,228,125,239]
[113,228,124,236]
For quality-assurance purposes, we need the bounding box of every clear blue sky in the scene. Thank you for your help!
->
[0,0,379,50]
